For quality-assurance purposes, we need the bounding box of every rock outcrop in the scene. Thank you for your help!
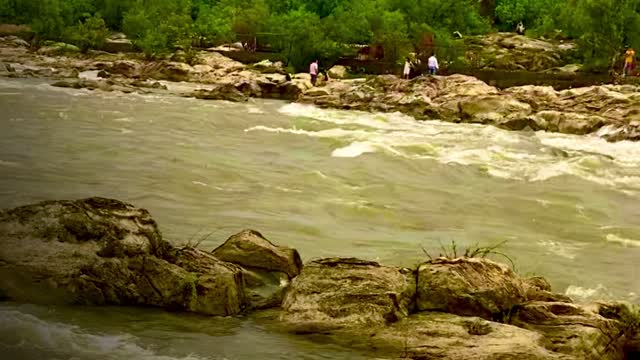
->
[461,32,576,72]
[0,198,245,315]
[299,74,640,141]
[0,197,638,359]
[1,34,639,141]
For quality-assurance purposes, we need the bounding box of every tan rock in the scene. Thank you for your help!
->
[212,229,302,278]
[281,257,415,332]
[416,257,526,320]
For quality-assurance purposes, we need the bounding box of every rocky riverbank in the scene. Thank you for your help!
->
[1,35,640,142]
[0,197,638,359]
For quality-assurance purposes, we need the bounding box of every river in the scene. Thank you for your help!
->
[0,77,639,359]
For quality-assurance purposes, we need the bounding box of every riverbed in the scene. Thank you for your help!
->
[0,77,639,359]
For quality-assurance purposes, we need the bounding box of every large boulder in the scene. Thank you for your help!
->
[141,61,192,82]
[416,257,527,320]
[199,52,244,74]
[328,65,348,79]
[102,38,135,53]
[212,229,302,278]
[108,60,141,78]
[251,59,285,74]
[212,229,302,309]
[458,95,532,124]
[280,257,415,333]
[0,198,245,316]
[533,110,606,135]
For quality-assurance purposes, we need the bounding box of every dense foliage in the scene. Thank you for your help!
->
[2,0,640,69]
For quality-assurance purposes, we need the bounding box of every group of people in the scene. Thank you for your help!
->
[308,55,439,87]
[403,54,439,79]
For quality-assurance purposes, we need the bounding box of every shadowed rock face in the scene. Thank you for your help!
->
[0,197,245,316]
[280,257,416,333]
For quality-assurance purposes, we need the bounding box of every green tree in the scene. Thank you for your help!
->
[64,15,109,52]
[375,10,410,64]
[31,0,66,40]
[123,0,194,58]
[269,8,325,70]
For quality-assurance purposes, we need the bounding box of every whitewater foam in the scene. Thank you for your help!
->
[565,284,612,300]
[261,103,640,194]
[606,234,640,247]
[537,239,581,260]
[0,307,207,360]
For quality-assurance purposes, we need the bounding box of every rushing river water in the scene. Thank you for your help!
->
[0,77,639,359]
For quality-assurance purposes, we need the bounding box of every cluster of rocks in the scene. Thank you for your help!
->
[1,34,640,141]
[460,32,578,73]
[299,74,640,141]
[0,197,638,359]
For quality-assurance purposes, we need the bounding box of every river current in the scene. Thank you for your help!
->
[0,77,639,359]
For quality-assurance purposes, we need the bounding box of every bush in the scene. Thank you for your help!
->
[63,15,109,52]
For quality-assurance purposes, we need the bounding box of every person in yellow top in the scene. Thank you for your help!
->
[624,47,636,77]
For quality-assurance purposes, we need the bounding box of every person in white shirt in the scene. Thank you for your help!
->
[403,57,411,79]
[309,60,319,86]
[428,55,439,75]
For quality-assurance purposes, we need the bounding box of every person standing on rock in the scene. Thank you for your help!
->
[428,54,439,75]
[403,57,411,79]
[624,47,636,77]
[309,60,319,86]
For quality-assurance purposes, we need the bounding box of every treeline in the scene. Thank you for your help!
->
[2,0,640,70]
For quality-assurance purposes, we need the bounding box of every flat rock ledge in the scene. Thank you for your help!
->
[0,197,638,360]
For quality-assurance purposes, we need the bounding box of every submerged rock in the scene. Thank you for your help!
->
[280,257,415,332]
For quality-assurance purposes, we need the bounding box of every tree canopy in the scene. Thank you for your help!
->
[2,0,640,70]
